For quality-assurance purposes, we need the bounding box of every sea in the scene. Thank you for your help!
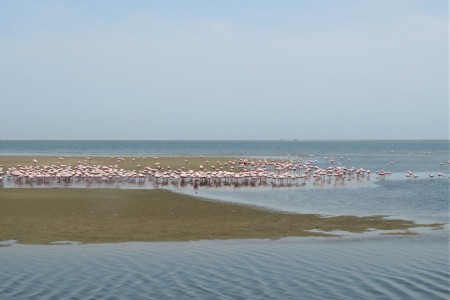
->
[0,140,449,299]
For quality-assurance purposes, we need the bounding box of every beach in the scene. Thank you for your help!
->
[0,155,444,244]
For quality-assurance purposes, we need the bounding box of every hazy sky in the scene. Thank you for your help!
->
[0,0,448,140]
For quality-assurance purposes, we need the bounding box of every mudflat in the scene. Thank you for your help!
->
[0,155,236,172]
[0,188,441,244]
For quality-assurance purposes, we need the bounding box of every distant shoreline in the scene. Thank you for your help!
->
[1,139,449,142]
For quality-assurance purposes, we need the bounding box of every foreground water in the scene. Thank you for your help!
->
[0,140,449,299]
[0,234,448,299]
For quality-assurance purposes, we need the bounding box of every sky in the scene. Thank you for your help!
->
[0,0,448,140]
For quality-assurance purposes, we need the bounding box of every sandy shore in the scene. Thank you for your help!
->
[0,156,443,244]
[0,188,442,244]
[0,155,236,172]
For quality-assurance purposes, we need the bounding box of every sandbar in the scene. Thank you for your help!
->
[0,188,442,244]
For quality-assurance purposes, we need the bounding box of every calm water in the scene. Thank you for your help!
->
[0,139,447,159]
[0,140,449,299]
[0,234,448,300]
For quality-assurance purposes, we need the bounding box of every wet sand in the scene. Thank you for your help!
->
[0,155,236,172]
[0,188,442,244]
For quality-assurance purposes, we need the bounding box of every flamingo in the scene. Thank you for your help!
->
[4,155,402,189]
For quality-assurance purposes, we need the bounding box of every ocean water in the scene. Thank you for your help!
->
[0,140,449,299]
[0,139,448,161]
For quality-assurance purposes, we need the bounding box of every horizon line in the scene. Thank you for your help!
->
[0,139,449,142]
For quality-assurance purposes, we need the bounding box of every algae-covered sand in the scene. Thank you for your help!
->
[0,188,441,244]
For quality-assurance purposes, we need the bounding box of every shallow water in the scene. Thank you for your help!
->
[0,234,448,299]
[175,176,449,225]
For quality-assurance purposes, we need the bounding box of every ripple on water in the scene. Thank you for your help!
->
[0,235,448,299]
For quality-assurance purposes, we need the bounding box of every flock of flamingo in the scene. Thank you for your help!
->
[0,156,448,189]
